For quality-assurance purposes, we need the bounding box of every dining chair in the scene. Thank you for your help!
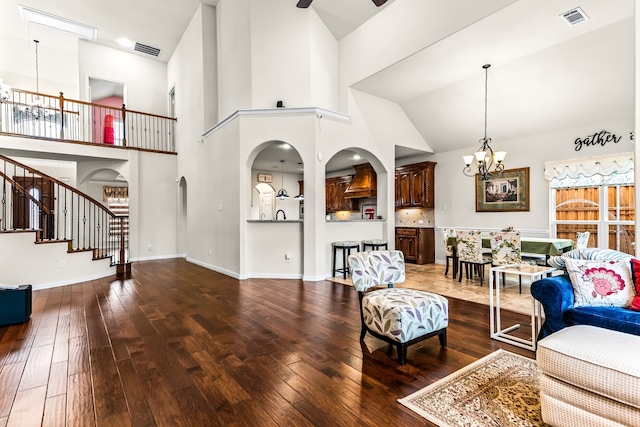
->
[442,227,456,277]
[489,230,523,293]
[456,230,492,286]
[576,231,590,249]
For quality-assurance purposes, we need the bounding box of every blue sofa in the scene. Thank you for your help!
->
[531,274,640,340]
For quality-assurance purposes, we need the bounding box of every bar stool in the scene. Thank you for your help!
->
[332,241,360,279]
[361,239,388,252]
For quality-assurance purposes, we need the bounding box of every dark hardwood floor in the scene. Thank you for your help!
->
[0,258,536,426]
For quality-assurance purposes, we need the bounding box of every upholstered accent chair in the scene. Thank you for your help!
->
[456,230,492,286]
[576,231,590,249]
[489,230,523,292]
[348,250,448,365]
[442,227,457,277]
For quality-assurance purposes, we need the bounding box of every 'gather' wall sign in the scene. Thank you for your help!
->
[574,130,621,151]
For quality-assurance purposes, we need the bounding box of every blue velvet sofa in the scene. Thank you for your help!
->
[531,273,640,340]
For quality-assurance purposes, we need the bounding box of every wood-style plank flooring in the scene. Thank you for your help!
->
[0,259,536,426]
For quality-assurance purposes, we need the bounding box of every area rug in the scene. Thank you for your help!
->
[398,349,546,426]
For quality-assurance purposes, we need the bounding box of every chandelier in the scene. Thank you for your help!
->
[276,160,289,200]
[463,64,506,181]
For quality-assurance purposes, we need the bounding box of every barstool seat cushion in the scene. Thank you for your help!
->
[333,240,360,247]
[361,288,448,343]
[362,239,387,245]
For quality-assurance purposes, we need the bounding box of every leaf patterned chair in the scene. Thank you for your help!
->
[442,227,457,277]
[348,250,449,365]
[456,230,492,286]
[489,230,523,293]
[576,231,590,250]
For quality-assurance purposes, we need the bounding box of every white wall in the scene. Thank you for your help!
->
[404,116,634,262]
[78,42,168,115]
[216,0,253,117]
[0,1,80,98]
[0,232,113,289]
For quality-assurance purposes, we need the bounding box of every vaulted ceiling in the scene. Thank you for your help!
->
[1,0,634,171]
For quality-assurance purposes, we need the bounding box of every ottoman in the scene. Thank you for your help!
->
[0,285,32,326]
[360,288,449,364]
[536,325,640,426]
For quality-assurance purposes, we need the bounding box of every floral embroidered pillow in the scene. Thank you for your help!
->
[564,257,634,308]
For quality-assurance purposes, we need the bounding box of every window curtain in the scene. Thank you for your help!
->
[544,152,634,188]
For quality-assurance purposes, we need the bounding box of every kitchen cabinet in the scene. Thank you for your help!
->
[395,227,435,264]
[326,175,357,213]
[395,161,436,209]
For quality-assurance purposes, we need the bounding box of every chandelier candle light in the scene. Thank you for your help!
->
[463,64,506,181]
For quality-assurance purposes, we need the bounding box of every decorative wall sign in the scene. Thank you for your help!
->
[574,130,621,151]
[476,167,530,212]
[257,173,272,183]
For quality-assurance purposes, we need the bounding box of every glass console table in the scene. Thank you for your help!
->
[489,264,557,351]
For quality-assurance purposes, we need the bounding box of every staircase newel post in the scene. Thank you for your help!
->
[59,92,65,140]
[121,104,127,147]
[119,216,125,264]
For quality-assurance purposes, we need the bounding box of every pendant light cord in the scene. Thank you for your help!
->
[34,40,40,95]
[483,64,490,141]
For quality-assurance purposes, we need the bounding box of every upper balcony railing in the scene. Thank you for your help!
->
[0,89,177,153]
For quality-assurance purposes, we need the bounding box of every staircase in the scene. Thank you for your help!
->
[0,154,130,286]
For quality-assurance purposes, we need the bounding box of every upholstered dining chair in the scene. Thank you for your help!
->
[442,227,456,277]
[489,230,523,292]
[348,250,448,365]
[456,230,492,286]
[576,231,590,249]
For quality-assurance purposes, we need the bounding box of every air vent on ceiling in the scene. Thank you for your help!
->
[560,7,589,26]
[134,42,161,57]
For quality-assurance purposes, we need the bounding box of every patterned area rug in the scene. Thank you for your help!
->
[399,349,547,426]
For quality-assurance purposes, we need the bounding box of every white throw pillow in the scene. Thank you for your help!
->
[564,257,635,308]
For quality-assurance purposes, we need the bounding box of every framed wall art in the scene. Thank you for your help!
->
[475,167,530,212]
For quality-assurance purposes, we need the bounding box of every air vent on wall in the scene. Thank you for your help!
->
[134,42,161,57]
[560,7,589,26]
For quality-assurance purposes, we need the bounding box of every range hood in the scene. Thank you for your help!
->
[344,163,377,199]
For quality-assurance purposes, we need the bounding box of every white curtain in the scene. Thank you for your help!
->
[544,152,634,188]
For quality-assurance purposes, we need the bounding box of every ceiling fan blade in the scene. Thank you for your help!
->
[372,0,388,6]
[297,0,313,8]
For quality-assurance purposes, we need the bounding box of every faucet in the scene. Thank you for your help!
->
[261,213,266,220]
[276,209,286,220]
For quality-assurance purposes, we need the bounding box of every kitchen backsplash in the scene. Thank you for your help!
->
[395,208,435,227]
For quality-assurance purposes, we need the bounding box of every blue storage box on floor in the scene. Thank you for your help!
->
[0,285,32,326]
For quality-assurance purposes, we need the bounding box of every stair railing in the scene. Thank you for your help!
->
[0,88,176,153]
[0,154,129,268]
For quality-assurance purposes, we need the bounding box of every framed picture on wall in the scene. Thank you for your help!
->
[475,167,530,212]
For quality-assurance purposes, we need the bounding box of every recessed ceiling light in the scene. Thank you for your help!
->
[281,143,291,150]
[18,5,98,41]
[115,37,135,48]
[353,154,361,160]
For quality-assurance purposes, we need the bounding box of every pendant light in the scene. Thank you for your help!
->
[462,64,506,181]
[276,160,289,200]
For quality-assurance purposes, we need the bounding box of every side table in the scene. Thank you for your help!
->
[489,264,556,351]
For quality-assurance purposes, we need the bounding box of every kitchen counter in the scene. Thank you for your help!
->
[247,220,303,223]
[326,219,386,223]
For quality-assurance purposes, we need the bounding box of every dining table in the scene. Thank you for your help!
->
[446,236,574,260]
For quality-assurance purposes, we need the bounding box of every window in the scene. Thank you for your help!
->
[546,153,635,254]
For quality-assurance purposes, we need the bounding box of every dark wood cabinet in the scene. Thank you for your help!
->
[326,175,357,213]
[395,227,435,264]
[395,161,436,209]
